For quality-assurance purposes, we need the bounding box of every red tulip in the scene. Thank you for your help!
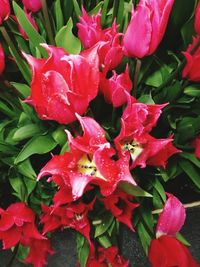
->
[25,239,54,267]
[23,44,99,124]
[78,9,123,72]
[0,203,45,249]
[22,0,42,12]
[195,1,200,35]
[100,65,132,107]
[123,0,174,58]
[182,36,200,82]
[0,44,5,75]
[40,201,95,247]
[148,235,200,267]
[102,190,138,231]
[156,194,186,238]
[0,0,10,25]
[86,246,129,267]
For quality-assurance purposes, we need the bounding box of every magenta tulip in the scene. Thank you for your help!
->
[0,0,10,25]
[22,0,42,12]
[195,1,200,35]
[123,0,174,58]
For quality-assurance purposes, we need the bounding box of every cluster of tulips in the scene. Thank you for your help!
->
[0,0,200,266]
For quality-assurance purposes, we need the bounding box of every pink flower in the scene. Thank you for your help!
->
[100,66,132,107]
[0,0,10,25]
[148,235,200,267]
[25,239,54,267]
[156,194,186,238]
[78,9,123,71]
[0,202,45,249]
[23,44,99,124]
[195,1,200,35]
[22,0,42,13]
[102,190,139,231]
[115,96,180,168]
[192,135,200,158]
[13,10,38,40]
[0,44,5,75]
[40,200,94,247]
[86,246,129,267]
[182,36,200,81]
[38,116,137,202]
[123,0,174,58]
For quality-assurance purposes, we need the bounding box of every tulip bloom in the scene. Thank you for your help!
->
[0,202,45,249]
[23,44,99,124]
[86,246,129,267]
[100,66,132,107]
[123,0,174,58]
[195,1,200,35]
[78,9,123,71]
[149,235,200,267]
[0,0,10,25]
[22,0,42,12]
[192,135,200,158]
[182,36,200,82]
[102,190,139,231]
[0,44,5,75]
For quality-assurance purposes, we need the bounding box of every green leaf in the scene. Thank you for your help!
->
[13,2,47,57]
[13,124,42,141]
[52,126,67,146]
[55,18,81,54]
[184,85,200,97]
[179,159,200,189]
[77,234,89,267]
[98,235,112,248]
[9,177,27,201]
[119,182,152,197]
[137,222,151,255]
[95,213,114,238]
[101,0,109,25]
[72,0,82,18]
[152,179,166,202]
[180,152,200,168]
[138,93,155,104]
[15,134,57,164]
[88,2,104,16]
[176,232,191,246]
[17,159,36,180]
[11,82,30,98]
[54,0,64,31]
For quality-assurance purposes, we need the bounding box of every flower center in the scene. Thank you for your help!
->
[77,154,106,180]
[122,140,143,161]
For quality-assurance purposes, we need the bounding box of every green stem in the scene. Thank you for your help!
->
[133,58,142,97]
[41,0,55,45]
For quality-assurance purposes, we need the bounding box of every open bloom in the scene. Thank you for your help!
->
[0,44,5,75]
[182,36,200,82]
[115,96,180,168]
[38,116,136,203]
[123,0,174,58]
[195,1,200,35]
[40,200,95,247]
[192,135,200,158]
[24,239,54,267]
[0,0,10,25]
[102,190,139,231]
[0,202,44,249]
[23,44,99,124]
[86,246,129,267]
[22,0,42,12]
[100,66,132,107]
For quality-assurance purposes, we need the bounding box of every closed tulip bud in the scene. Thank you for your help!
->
[123,0,174,58]
[195,1,200,35]
[0,44,5,75]
[0,0,10,25]
[22,0,42,13]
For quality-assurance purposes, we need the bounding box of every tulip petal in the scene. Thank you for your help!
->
[156,194,186,238]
